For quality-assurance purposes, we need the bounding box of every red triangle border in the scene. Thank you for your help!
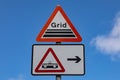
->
[36,5,82,42]
[35,48,65,72]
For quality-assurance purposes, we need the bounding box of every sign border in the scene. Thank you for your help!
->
[31,44,85,76]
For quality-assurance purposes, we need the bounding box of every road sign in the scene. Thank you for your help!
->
[35,48,65,72]
[36,5,82,42]
[31,44,85,75]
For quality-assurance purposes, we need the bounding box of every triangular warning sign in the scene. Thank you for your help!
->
[36,5,82,42]
[35,48,65,72]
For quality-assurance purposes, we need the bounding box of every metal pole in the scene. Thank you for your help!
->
[56,42,61,45]
[56,75,61,80]
[56,42,61,80]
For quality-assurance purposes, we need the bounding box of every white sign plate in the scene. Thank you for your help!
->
[31,44,85,75]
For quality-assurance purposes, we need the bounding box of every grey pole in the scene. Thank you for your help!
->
[56,75,61,80]
[56,42,61,80]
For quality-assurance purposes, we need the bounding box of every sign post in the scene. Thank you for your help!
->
[56,42,61,80]
[56,75,61,80]
[31,5,85,80]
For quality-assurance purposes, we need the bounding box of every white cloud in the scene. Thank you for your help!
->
[91,12,120,59]
[8,75,25,80]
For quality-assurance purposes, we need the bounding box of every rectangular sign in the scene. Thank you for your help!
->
[31,44,85,75]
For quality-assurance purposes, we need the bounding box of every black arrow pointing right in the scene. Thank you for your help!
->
[67,56,81,63]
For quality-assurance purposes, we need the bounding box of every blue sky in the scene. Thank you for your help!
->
[1,0,120,80]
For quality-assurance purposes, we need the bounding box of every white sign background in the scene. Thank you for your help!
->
[31,44,85,75]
